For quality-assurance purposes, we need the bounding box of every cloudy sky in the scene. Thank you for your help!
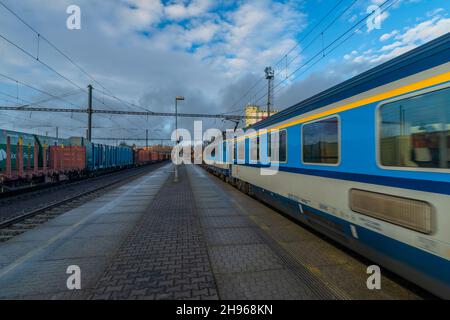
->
[0,0,449,145]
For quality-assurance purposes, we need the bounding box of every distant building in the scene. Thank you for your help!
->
[244,104,278,127]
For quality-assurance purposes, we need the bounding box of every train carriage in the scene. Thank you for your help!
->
[69,137,134,171]
[209,33,450,298]
[0,129,73,178]
[1,130,144,193]
[204,140,232,179]
[0,130,38,173]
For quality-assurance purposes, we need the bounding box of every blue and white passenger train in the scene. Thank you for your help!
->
[205,33,450,298]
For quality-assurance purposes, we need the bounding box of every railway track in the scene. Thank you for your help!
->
[0,164,166,222]
[0,165,153,205]
[0,162,168,243]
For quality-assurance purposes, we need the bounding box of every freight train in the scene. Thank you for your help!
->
[204,34,450,298]
[0,129,170,192]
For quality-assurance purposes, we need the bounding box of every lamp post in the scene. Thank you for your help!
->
[174,96,185,182]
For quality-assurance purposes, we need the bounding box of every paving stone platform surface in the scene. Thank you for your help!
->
[0,164,424,300]
[88,166,218,300]
[87,164,326,300]
[0,165,171,299]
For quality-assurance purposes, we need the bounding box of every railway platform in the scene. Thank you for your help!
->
[0,164,428,300]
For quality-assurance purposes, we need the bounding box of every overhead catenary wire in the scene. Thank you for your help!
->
[249,0,359,106]
[282,0,359,73]
[0,90,86,129]
[0,20,137,135]
[0,92,47,127]
[225,0,351,112]
[0,90,27,104]
[0,0,400,137]
[0,1,163,139]
[16,90,82,109]
[274,0,349,77]
[0,72,85,109]
[253,0,393,106]
[0,29,122,113]
[0,96,19,106]
[90,88,154,131]
[0,0,155,115]
[0,1,99,90]
[92,87,154,114]
[0,31,87,92]
[0,0,151,143]
[0,89,49,107]
[252,0,397,107]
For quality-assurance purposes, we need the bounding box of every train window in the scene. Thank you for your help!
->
[223,143,227,163]
[228,138,236,163]
[250,137,259,163]
[302,117,339,164]
[268,130,287,162]
[379,87,450,169]
[237,139,245,162]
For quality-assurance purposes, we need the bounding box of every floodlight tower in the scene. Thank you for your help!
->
[265,67,274,116]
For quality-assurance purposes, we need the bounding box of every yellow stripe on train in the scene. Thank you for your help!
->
[232,71,450,142]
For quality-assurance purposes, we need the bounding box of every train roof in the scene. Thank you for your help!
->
[249,32,450,130]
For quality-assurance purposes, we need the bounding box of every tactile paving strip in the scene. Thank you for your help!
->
[188,165,341,300]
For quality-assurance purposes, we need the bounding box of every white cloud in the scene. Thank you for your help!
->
[426,8,445,17]
[0,0,310,139]
[165,0,213,21]
[5,0,445,140]
[215,0,306,76]
[185,22,220,44]
[350,15,450,65]
[118,0,164,31]
[380,29,399,41]
[398,16,450,44]
[107,0,307,78]
[369,44,417,64]
[380,40,403,51]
